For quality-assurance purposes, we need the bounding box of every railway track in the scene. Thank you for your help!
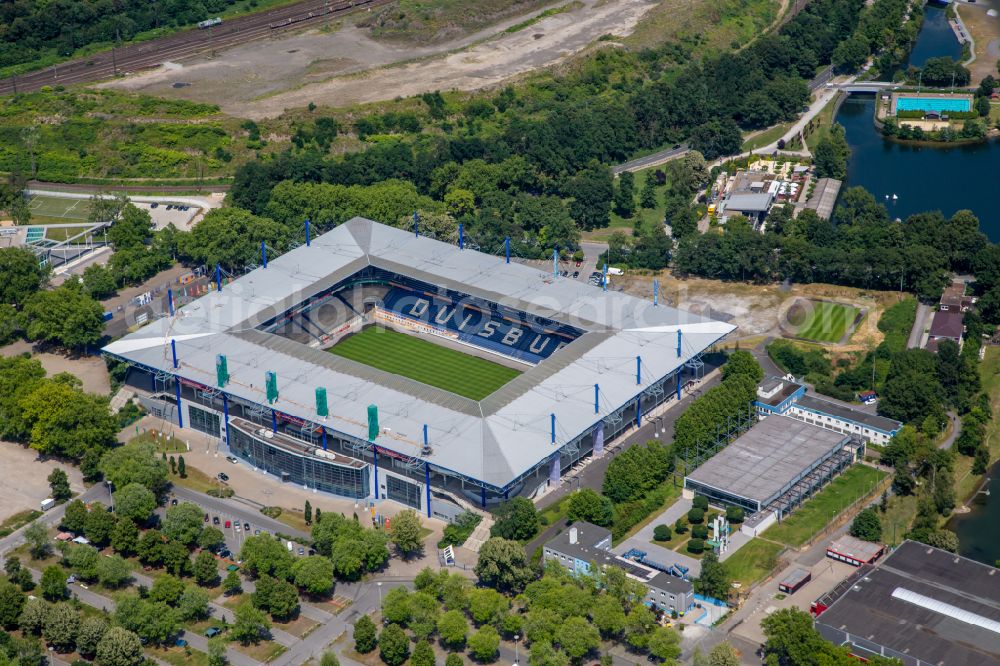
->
[0,0,393,96]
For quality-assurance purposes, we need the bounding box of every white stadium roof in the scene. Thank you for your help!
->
[104,218,735,488]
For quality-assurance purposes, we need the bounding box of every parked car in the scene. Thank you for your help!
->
[150,202,158,209]
[166,205,173,210]
[224,520,231,528]
[67,575,77,584]
[298,547,305,556]
[226,456,238,464]
[170,498,178,506]
[243,522,250,531]
[235,523,241,532]
[218,472,229,482]
[572,271,579,278]
[253,529,260,536]
[213,516,220,525]
[205,628,222,638]
[204,513,209,522]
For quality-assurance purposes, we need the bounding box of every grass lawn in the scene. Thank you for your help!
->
[879,494,917,547]
[788,300,859,343]
[328,327,521,400]
[763,465,887,547]
[723,538,783,587]
[741,120,795,152]
[233,640,287,663]
[273,614,320,639]
[148,645,210,666]
[0,509,43,538]
[955,347,1000,501]
[614,481,682,545]
[805,92,843,152]
[667,508,721,558]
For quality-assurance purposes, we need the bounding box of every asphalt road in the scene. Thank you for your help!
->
[907,303,932,349]
[0,484,105,562]
[0,0,392,96]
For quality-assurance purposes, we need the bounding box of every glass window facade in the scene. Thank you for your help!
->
[189,405,220,437]
[229,426,369,499]
[386,474,421,510]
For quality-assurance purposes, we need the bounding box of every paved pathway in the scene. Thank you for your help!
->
[907,303,932,349]
[0,484,104,562]
[613,497,702,576]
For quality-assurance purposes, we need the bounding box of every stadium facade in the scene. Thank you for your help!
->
[103,218,733,520]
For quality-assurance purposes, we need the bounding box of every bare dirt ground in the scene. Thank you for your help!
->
[0,443,85,523]
[0,341,111,395]
[104,0,658,118]
[957,2,1000,83]
[614,272,905,352]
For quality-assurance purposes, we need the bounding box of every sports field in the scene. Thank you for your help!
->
[26,195,92,226]
[328,327,521,400]
[786,300,859,343]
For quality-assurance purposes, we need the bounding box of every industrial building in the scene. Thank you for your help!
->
[543,522,694,614]
[754,377,902,446]
[683,415,862,536]
[826,535,885,567]
[813,540,1000,665]
[102,218,733,519]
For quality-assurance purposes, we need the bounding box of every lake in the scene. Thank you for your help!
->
[907,4,963,69]
[949,464,999,566]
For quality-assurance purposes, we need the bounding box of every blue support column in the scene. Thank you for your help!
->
[635,396,641,428]
[594,383,599,414]
[676,372,682,400]
[321,428,327,451]
[305,219,311,246]
[170,339,178,369]
[424,462,432,518]
[215,264,222,292]
[174,379,184,429]
[459,223,464,250]
[222,393,230,446]
[480,486,486,509]
[167,288,174,316]
[270,409,277,433]
[636,356,641,385]
[505,237,510,264]
[423,424,429,451]
[653,279,659,306]
[551,413,556,445]
[677,329,682,357]
[602,263,608,292]
[553,248,558,277]
[413,212,419,238]
[373,448,380,500]
[261,242,267,268]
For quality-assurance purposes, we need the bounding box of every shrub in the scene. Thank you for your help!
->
[687,539,705,554]
[687,508,705,524]
[652,525,671,542]
[691,525,708,540]
[260,507,282,519]
[725,506,744,524]
[673,518,688,535]
[207,488,234,499]
[692,496,709,511]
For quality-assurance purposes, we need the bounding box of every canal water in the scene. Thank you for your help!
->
[949,466,999,566]
[907,4,963,69]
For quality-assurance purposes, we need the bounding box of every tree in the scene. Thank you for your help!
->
[589,594,627,638]
[48,468,72,501]
[832,33,869,72]
[354,614,378,653]
[114,597,178,645]
[647,626,681,663]
[199,526,226,552]
[223,570,242,596]
[178,208,290,273]
[378,624,410,666]
[292,556,334,596]
[640,171,658,209]
[44,602,80,652]
[567,489,614,528]
[410,640,435,666]
[177,587,211,622]
[111,518,139,556]
[475,538,533,593]
[490,497,539,541]
[194,550,220,587]
[722,350,763,384]
[163,502,204,546]
[177,456,186,478]
[24,522,50,560]
[624,604,656,650]
[388,510,423,558]
[304,501,312,525]
[556,616,600,662]
[320,651,341,666]
[0,579,26,629]
[231,602,271,645]
[208,637,228,666]
[0,247,46,306]
[82,264,118,300]
[381,587,411,626]
[100,442,170,498]
[850,508,883,542]
[652,524,672,542]
[687,508,705,524]
[564,163,614,230]
[725,506,744,524]
[67,544,100,582]
[446,654,465,666]
[240,535,295,580]
[468,588,507,626]
[149,574,185,606]
[40,565,68,602]
[468,625,500,662]
[77,617,109,658]
[62,499,88,534]
[96,554,131,588]
[96,627,145,666]
[18,598,50,635]
[115,483,156,524]
[813,123,850,180]
[688,118,742,160]
[84,503,116,546]
[694,553,730,601]
[252,574,299,621]
[20,281,105,350]
[20,381,117,463]
[614,172,636,218]
[438,609,469,648]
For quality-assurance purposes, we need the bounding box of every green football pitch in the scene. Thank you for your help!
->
[328,327,522,401]
[27,195,92,224]
[789,300,859,343]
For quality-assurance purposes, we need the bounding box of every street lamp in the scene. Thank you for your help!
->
[105,481,114,514]
[377,581,383,608]
[513,635,519,665]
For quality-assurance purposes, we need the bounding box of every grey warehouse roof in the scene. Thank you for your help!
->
[724,192,773,213]
[104,218,734,488]
[685,415,848,506]
[815,540,1000,666]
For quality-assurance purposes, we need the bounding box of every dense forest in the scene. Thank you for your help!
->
[0,0,244,69]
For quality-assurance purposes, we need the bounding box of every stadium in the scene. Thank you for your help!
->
[103,218,733,520]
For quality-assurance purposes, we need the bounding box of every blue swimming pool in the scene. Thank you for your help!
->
[896,96,971,113]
